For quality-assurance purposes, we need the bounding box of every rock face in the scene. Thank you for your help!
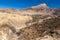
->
[0,4,60,40]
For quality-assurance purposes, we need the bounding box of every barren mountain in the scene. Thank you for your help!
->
[0,4,60,40]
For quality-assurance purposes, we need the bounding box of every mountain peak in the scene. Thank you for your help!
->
[31,3,48,9]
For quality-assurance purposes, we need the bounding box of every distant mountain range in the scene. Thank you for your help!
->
[0,3,60,16]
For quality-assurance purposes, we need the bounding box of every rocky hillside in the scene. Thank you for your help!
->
[0,4,60,40]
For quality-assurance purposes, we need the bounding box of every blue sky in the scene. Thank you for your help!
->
[0,0,60,9]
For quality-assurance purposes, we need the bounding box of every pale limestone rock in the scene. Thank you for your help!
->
[0,26,18,40]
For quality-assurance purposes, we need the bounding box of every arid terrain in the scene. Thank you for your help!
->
[0,4,60,40]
